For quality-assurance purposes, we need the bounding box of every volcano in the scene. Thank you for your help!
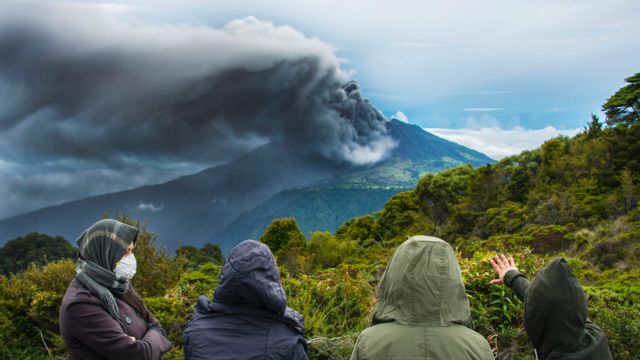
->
[0,120,492,252]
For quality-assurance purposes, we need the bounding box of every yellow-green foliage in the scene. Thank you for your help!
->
[282,265,375,360]
[2,81,640,359]
[2,244,640,359]
[0,259,75,359]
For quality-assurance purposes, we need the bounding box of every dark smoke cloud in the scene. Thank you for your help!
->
[0,3,394,165]
[0,2,396,218]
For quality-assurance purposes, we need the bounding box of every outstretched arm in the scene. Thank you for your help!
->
[489,254,530,301]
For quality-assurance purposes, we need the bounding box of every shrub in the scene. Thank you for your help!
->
[588,291,640,360]
[0,233,76,275]
[0,260,75,357]
[283,265,375,338]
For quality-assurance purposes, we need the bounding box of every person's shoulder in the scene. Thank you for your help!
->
[59,278,108,334]
[355,322,411,345]
[266,321,307,358]
[360,322,400,334]
[269,317,303,337]
[443,324,489,341]
[61,278,101,310]
[437,325,493,357]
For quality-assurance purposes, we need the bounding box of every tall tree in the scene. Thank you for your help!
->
[620,168,638,213]
[584,113,603,138]
[0,233,76,275]
[259,217,306,254]
[603,72,640,126]
[176,243,224,269]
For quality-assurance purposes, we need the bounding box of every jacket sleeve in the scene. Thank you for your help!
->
[504,269,530,302]
[65,300,172,360]
[292,341,309,360]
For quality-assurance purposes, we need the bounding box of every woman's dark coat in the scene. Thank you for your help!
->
[60,279,171,360]
[183,240,308,360]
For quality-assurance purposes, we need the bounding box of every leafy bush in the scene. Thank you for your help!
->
[0,233,76,275]
[283,265,375,338]
[587,290,640,360]
[0,260,75,358]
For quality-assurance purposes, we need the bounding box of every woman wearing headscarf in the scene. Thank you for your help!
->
[350,236,494,360]
[183,239,308,360]
[59,219,172,360]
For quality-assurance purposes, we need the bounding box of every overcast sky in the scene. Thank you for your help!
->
[84,0,639,126]
[1,0,639,218]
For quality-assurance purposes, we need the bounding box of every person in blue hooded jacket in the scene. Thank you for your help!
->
[183,240,309,360]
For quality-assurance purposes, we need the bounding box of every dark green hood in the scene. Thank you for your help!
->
[372,236,472,327]
[525,258,611,359]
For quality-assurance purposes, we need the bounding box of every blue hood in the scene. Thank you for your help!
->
[214,240,287,315]
[193,240,304,335]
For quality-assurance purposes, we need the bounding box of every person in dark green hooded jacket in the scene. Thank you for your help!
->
[350,236,494,360]
[490,254,612,360]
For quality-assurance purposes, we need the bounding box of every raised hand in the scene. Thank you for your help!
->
[489,254,517,285]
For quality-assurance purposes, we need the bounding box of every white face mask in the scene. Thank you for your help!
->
[114,253,137,280]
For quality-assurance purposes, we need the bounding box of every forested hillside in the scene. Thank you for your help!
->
[0,119,493,253]
[1,74,639,359]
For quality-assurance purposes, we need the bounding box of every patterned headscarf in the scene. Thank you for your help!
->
[75,219,139,320]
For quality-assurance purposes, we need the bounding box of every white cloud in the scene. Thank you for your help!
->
[447,90,519,96]
[393,111,409,123]
[137,201,164,212]
[544,107,567,113]
[391,42,437,48]
[425,126,581,160]
[462,114,501,129]
[463,108,504,112]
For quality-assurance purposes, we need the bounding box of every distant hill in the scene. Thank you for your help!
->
[213,120,494,251]
[0,120,493,252]
[214,186,404,250]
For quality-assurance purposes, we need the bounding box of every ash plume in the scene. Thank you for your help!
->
[0,2,396,218]
[0,3,394,165]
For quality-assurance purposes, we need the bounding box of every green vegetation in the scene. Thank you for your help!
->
[175,244,224,270]
[603,72,640,126]
[0,232,76,275]
[1,74,640,359]
[217,186,408,249]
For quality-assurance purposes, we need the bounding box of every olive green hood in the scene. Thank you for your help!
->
[371,236,472,327]
[525,258,611,359]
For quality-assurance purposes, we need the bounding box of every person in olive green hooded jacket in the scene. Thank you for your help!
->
[350,236,494,360]
[490,254,612,360]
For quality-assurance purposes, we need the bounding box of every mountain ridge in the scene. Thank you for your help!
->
[0,120,493,250]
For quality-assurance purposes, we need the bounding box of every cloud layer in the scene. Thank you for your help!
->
[0,2,395,218]
[426,126,581,160]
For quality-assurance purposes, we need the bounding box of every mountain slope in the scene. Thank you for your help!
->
[214,120,494,251]
[0,120,493,250]
[214,186,405,251]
